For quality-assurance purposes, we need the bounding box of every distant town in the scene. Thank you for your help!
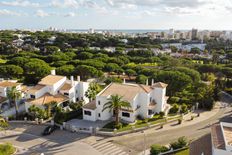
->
[0,27,231,155]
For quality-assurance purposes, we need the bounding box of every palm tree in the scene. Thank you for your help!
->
[7,86,21,119]
[85,82,101,101]
[102,94,131,126]
[44,101,57,118]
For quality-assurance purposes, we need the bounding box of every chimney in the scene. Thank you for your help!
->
[151,79,154,86]
[70,76,74,86]
[51,69,56,75]
[123,78,126,84]
[77,76,81,82]
[146,79,149,86]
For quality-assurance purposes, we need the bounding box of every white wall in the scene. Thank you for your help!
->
[83,109,97,121]
[96,96,112,121]
[152,87,166,112]
[52,77,66,95]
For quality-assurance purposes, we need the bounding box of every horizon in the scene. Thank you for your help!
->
[1,0,232,30]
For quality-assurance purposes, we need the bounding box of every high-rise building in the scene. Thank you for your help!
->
[191,28,198,40]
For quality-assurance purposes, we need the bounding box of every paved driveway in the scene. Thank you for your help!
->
[67,119,110,128]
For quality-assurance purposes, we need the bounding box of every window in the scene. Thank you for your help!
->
[30,95,35,99]
[98,113,101,117]
[122,112,130,118]
[150,97,152,102]
[64,92,69,96]
[84,110,91,116]
[148,110,153,115]
[98,101,100,105]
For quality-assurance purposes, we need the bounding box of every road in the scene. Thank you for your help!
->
[0,124,102,155]
[110,106,232,153]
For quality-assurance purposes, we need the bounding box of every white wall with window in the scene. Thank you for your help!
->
[83,109,97,121]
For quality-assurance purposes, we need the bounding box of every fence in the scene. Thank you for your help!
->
[63,122,93,134]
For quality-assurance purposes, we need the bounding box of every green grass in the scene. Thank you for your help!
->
[0,143,16,155]
[101,114,181,133]
[175,148,189,155]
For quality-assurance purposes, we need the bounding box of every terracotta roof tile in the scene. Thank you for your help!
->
[27,93,68,105]
[60,83,72,91]
[83,100,97,110]
[27,84,46,94]
[38,75,65,86]
[152,82,168,88]
[0,81,20,87]
[99,83,153,102]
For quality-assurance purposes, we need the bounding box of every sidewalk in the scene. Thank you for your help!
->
[144,105,221,134]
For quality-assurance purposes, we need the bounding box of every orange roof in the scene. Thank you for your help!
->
[152,82,168,88]
[38,75,65,86]
[99,83,153,102]
[60,83,72,91]
[83,100,97,110]
[27,84,46,94]
[211,124,225,150]
[0,81,20,87]
[27,93,68,105]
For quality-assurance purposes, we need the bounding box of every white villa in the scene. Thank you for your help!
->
[25,70,89,110]
[0,80,25,104]
[83,82,169,123]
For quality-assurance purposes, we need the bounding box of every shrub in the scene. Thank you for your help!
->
[115,123,123,129]
[181,104,188,114]
[169,104,179,114]
[150,144,169,155]
[170,137,188,150]
[28,105,48,119]
[159,112,165,118]
[0,143,15,155]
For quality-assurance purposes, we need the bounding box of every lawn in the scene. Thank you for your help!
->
[175,148,189,155]
[0,143,16,155]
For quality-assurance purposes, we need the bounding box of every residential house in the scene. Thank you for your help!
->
[25,70,89,110]
[190,122,232,155]
[83,81,169,122]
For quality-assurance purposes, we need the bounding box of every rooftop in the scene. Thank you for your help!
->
[82,100,97,110]
[38,75,65,86]
[211,124,225,150]
[27,93,68,105]
[152,82,168,88]
[27,84,46,94]
[99,83,154,102]
[0,81,20,87]
[60,83,72,91]
[223,127,232,146]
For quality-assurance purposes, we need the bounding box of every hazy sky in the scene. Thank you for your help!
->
[1,0,232,30]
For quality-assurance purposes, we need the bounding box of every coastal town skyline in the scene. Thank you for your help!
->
[1,0,232,30]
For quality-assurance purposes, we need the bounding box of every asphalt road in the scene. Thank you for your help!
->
[111,107,232,152]
[0,124,102,155]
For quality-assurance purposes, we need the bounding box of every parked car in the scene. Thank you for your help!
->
[42,125,58,136]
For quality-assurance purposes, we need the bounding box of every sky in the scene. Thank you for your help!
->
[1,0,232,30]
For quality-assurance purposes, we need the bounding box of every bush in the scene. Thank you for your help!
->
[115,123,123,129]
[0,143,15,155]
[169,104,179,114]
[181,104,188,114]
[150,144,169,155]
[69,101,83,111]
[159,112,165,118]
[170,137,188,150]
[28,105,48,119]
